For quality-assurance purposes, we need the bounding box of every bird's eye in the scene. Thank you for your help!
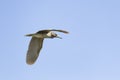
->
[51,33,57,37]
[54,34,57,37]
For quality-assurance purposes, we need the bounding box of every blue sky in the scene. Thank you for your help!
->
[0,0,120,80]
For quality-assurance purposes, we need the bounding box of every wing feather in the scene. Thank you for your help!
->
[26,37,44,65]
[50,29,69,34]
[37,29,69,34]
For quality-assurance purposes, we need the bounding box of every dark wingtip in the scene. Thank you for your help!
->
[60,30,69,34]
[26,58,35,65]
[26,61,34,65]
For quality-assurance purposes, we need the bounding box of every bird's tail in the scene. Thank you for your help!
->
[25,34,34,37]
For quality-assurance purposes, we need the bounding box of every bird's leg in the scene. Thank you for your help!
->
[56,36,62,39]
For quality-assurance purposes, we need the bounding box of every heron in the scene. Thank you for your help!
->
[25,29,69,65]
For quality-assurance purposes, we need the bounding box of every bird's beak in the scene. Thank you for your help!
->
[56,36,62,39]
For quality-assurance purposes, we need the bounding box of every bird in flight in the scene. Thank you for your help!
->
[25,29,69,65]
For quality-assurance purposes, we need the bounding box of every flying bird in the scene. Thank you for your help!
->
[25,29,69,65]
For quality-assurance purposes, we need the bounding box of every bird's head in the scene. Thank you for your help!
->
[51,32,62,39]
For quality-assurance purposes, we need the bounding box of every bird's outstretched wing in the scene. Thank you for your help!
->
[50,29,69,34]
[37,29,69,34]
[26,37,44,65]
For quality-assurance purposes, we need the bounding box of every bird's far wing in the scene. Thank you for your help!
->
[36,29,69,34]
[26,37,44,65]
[50,29,69,34]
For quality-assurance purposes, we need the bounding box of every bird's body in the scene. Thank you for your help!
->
[26,29,69,65]
[26,33,48,38]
